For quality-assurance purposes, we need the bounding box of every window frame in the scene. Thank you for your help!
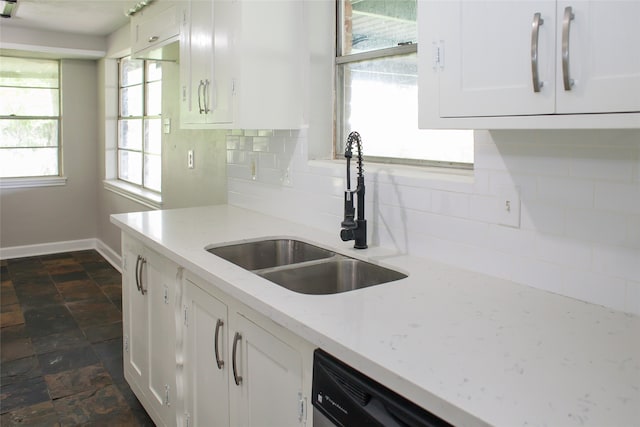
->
[0,56,63,181]
[116,56,162,194]
[334,0,473,169]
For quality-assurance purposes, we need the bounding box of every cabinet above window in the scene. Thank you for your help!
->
[130,0,181,61]
[418,0,640,129]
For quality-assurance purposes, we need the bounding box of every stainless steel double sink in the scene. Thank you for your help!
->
[206,239,407,295]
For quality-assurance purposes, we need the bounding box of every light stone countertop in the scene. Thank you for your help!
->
[111,204,640,427]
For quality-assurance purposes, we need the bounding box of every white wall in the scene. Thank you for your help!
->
[0,59,100,248]
[1,23,228,258]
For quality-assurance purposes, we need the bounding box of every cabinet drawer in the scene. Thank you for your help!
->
[132,2,180,57]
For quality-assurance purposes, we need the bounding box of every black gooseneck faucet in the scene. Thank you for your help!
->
[340,131,367,249]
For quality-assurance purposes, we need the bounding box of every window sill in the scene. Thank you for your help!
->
[307,159,475,192]
[0,176,68,189]
[103,180,163,209]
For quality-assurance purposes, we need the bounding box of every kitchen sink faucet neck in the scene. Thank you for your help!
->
[340,131,367,249]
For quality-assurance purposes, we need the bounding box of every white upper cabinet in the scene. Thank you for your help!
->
[555,1,640,114]
[180,0,307,130]
[418,0,640,129]
[180,0,234,126]
[131,0,181,60]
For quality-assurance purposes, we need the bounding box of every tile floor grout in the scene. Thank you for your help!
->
[1,250,154,426]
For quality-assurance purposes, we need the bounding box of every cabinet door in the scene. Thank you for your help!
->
[436,0,556,117]
[555,1,640,114]
[132,1,181,58]
[180,1,206,125]
[183,279,230,427]
[230,315,304,427]
[121,236,148,399]
[144,249,178,426]
[180,0,233,126]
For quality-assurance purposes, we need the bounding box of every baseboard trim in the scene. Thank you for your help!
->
[1,238,122,273]
[95,240,122,273]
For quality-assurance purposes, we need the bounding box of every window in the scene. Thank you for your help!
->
[118,57,162,193]
[336,0,473,166]
[0,56,61,178]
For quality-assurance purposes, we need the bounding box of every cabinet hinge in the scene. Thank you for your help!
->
[185,413,190,427]
[163,285,169,305]
[231,79,236,95]
[164,384,171,406]
[432,40,445,70]
[183,305,189,327]
[124,335,129,353]
[297,392,306,422]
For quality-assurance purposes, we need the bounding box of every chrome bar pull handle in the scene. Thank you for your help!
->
[204,79,211,114]
[214,319,224,369]
[232,332,242,386]
[135,255,141,292]
[138,257,147,295]
[531,13,544,92]
[197,80,205,114]
[562,6,575,90]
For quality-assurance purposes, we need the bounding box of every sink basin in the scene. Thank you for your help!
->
[206,239,335,270]
[259,258,407,295]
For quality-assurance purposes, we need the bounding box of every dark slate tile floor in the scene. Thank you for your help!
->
[1,250,154,426]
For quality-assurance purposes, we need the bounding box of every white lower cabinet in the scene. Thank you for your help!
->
[122,232,313,427]
[182,274,312,427]
[122,234,179,427]
[181,278,230,427]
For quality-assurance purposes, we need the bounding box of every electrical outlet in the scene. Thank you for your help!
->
[249,153,258,180]
[281,167,292,187]
[498,187,520,228]
[187,150,194,169]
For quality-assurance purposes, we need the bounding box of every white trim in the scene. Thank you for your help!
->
[0,238,122,273]
[103,179,162,210]
[95,239,122,273]
[0,176,67,189]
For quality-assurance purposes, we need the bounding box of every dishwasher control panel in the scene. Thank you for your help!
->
[312,349,452,427]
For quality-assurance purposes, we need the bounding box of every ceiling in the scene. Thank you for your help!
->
[1,0,133,37]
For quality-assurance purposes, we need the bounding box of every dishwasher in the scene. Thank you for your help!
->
[312,349,452,427]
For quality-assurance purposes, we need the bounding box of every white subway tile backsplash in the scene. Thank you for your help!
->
[469,194,498,223]
[537,176,594,209]
[629,216,640,249]
[371,182,431,213]
[486,225,537,258]
[535,234,593,268]
[520,202,565,235]
[565,208,629,246]
[592,244,640,282]
[626,280,640,314]
[431,190,470,218]
[487,170,537,201]
[561,269,628,313]
[258,152,278,169]
[569,146,636,182]
[252,136,270,152]
[226,136,240,150]
[226,129,640,314]
[594,182,640,215]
